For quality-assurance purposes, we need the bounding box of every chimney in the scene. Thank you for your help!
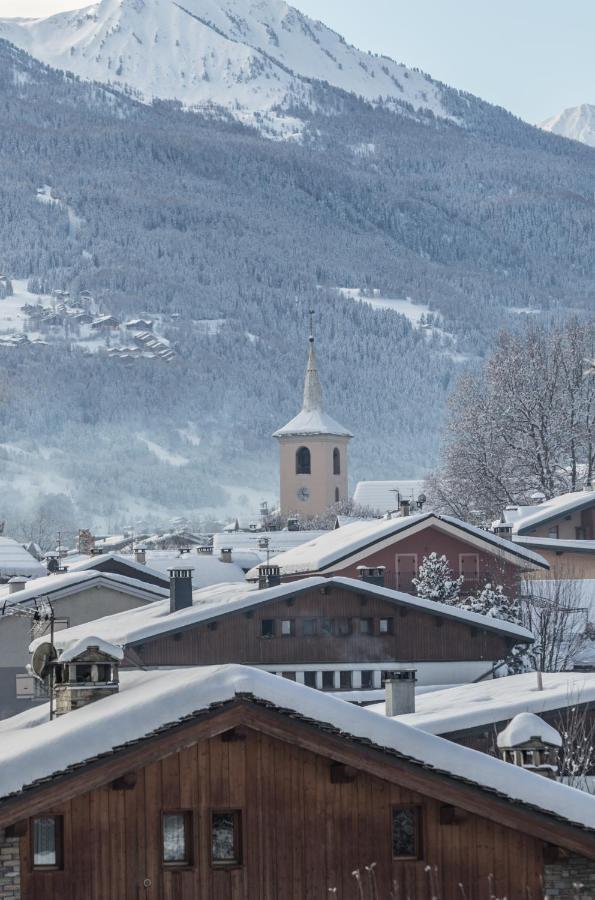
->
[357,565,386,587]
[400,499,411,517]
[497,713,561,779]
[134,547,146,565]
[385,668,417,716]
[219,547,233,564]
[169,567,194,613]
[8,576,28,594]
[258,565,281,589]
[52,640,121,717]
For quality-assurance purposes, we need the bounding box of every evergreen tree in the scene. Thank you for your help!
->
[412,553,464,605]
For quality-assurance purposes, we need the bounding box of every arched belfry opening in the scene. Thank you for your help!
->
[333,447,341,475]
[296,446,311,475]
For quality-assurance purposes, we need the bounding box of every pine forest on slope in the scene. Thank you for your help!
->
[0,2,594,530]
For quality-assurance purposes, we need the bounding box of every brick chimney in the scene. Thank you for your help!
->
[169,567,194,613]
[219,547,233,564]
[385,668,417,716]
[357,565,386,587]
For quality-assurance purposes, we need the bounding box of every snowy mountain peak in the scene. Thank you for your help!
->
[0,0,448,134]
[541,104,595,148]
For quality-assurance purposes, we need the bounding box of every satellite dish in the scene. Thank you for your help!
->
[31,642,57,680]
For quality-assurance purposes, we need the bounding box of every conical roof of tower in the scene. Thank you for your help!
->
[273,338,353,439]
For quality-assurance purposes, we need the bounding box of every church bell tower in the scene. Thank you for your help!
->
[273,319,352,519]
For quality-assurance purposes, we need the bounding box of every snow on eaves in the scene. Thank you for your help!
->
[0,569,167,611]
[29,574,533,658]
[273,407,353,438]
[507,490,595,535]
[0,665,594,833]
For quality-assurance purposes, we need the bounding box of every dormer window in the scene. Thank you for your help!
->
[296,446,311,475]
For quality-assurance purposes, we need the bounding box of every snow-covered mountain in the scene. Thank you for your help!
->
[0,0,448,134]
[541,104,595,148]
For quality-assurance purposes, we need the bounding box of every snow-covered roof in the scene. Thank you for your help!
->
[374,672,595,735]
[273,339,352,438]
[141,550,247,589]
[30,574,533,657]
[0,537,45,579]
[0,569,167,610]
[253,513,549,577]
[497,713,562,749]
[353,480,426,513]
[212,529,327,559]
[58,636,125,663]
[66,552,169,583]
[502,490,595,535]
[0,665,593,834]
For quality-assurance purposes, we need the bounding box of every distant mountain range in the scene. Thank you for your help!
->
[541,104,595,148]
[0,0,448,136]
[0,3,594,532]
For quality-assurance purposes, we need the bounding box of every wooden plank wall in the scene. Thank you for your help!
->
[131,585,510,667]
[20,728,543,900]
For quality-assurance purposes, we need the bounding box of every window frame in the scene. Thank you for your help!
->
[379,617,394,635]
[321,670,335,691]
[280,619,295,637]
[31,815,64,871]
[391,805,422,861]
[161,810,194,868]
[302,618,318,637]
[210,809,243,868]
[260,619,275,639]
[303,671,317,688]
[459,553,480,580]
[359,617,374,635]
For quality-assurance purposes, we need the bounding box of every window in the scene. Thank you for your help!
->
[296,446,311,475]
[359,618,373,635]
[211,811,242,866]
[333,447,341,475]
[335,487,340,503]
[392,807,421,860]
[261,619,275,638]
[32,816,63,870]
[282,671,296,681]
[459,554,479,581]
[548,526,559,539]
[339,671,352,690]
[379,618,393,635]
[335,617,352,637]
[361,670,374,689]
[304,671,317,688]
[280,619,295,636]
[320,618,333,636]
[322,671,335,690]
[575,526,586,540]
[302,618,317,637]
[162,812,192,867]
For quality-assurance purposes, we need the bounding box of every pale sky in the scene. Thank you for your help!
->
[0,0,591,123]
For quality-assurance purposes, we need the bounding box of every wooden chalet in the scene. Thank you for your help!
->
[34,573,535,694]
[248,512,549,594]
[0,665,593,900]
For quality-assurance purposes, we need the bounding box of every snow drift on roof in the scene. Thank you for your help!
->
[0,537,45,579]
[59,636,125,663]
[272,407,352,438]
[0,665,593,832]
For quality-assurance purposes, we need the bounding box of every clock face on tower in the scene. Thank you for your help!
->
[297,486,310,502]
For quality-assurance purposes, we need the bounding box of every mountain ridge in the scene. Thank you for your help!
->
[0,0,448,134]
[541,103,595,148]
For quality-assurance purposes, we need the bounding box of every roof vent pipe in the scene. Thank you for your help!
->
[169,567,194,613]
[385,669,417,717]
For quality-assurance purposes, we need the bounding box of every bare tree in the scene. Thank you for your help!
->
[556,692,595,795]
[427,320,595,521]
[520,571,590,673]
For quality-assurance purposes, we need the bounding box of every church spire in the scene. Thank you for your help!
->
[302,312,323,412]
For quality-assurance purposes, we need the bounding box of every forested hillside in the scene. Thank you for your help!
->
[0,39,594,530]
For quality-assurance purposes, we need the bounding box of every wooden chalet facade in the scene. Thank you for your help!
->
[0,667,593,900]
[41,576,534,692]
